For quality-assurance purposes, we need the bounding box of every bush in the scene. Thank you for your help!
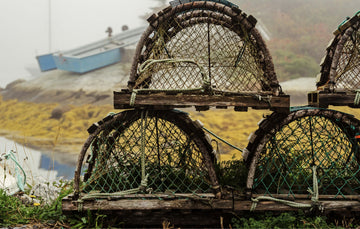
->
[272,50,320,81]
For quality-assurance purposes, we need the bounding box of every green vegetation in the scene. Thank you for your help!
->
[232,212,336,229]
[215,159,247,191]
[0,181,121,228]
[272,50,319,81]
[0,182,72,228]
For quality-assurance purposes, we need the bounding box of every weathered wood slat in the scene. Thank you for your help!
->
[113,91,290,112]
[66,193,216,201]
[62,198,360,212]
[308,91,360,108]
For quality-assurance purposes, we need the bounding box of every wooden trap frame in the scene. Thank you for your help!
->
[245,107,360,210]
[309,11,360,108]
[113,0,289,112]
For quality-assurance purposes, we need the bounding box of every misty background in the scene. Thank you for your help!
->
[0,0,161,87]
[0,0,359,88]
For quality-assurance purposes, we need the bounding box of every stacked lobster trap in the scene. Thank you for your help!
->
[309,11,360,107]
[62,0,360,226]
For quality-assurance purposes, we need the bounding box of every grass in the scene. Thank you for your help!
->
[231,212,338,229]
[1,185,359,228]
[0,96,114,154]
[0,181,71,228]
[0,180,116,228]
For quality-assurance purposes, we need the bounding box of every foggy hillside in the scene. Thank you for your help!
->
[232,0,359,81]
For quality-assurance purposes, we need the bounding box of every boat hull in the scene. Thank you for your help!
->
[36,53,57,72]
[53,48,122,73]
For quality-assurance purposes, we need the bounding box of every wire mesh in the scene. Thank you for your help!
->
[335,22,360,90]
[317,15,360,91]
[129,2,278,94]
[247,109,360,199]
[79,109,217,195]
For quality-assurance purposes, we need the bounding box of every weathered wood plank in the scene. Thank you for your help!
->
[62,198,360,212]
[308,91,360,108]
[62,197,360,227]
[113,91,290,111]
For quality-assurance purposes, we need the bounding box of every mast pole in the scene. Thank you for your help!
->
[49,0,52,52]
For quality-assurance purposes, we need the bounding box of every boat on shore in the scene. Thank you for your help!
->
[36,26,146,73]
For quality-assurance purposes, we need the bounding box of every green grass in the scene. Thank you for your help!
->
[231,211,360,229]
[232,212,330,229]
[0,180,121,228]
[1,177,360,228]
[0,186,70,227]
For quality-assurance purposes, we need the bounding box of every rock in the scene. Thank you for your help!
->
[5,79,27,90]
[50,105,72,119]
[30,180,61,205]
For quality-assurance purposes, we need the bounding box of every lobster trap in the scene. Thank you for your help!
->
[64,109,231,227]
[114,0,289,112]
[309,11,360,108]
[73,109,219,199]
[245,108,360,207]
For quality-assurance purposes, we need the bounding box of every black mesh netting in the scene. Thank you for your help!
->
[246,108,360,199]
[77,109,218,195]
[335,21,360,90]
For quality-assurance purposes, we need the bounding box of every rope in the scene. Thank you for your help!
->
[250,166,321,212]
[354,89,360,106]
[140,110,148,183]
[250,196,312,211]
[130,58,211,106]
[202,126,243,153]
[234,41,247,67]
[131,58,274,107]
[138,58,210,87]
[79,174,149,201]
[77,199,83,212]
[0,150,26,194]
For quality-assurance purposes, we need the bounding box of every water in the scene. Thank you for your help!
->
[0,137,76,180]
[40,154,76,179]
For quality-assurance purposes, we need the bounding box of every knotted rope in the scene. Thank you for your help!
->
[202,126,243,153]
[250,166,322,212]
[354,89,360,106]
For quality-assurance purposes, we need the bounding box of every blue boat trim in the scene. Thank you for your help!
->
[36,53,57,72]
[50,26,146,73]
